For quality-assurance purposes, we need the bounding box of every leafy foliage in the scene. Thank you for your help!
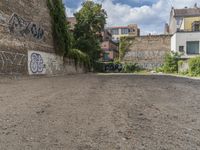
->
[47,0,71,56]
[189,56,200,76]
[122,62,140,73]
[73,1,107,66]
[93,61,105,72]
[68,49,90,69]
[119,37,131,61]
[161,52,180,73]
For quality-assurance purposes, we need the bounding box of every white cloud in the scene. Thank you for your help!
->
[65,6,74,17]
[65,0,200,35]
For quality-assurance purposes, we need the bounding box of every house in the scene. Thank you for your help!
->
[100,30,119,62]
[168,4,200,58]
[107,24,140,42]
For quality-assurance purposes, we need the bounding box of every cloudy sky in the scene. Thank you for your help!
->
[64,0,199,35]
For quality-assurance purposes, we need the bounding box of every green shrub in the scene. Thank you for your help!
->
[162,52,180,73]
[119,37,131,61]
[122,63,140,73]
[178,60,189,75]
[68,49,90,69]
[178,60,184,67]
[189,56,200,76]
[93,61,105,72]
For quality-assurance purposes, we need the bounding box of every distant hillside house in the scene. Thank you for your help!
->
[107,24,140,42]
[167,4,200,58]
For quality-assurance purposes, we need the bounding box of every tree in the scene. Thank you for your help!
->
[73,1,107,66]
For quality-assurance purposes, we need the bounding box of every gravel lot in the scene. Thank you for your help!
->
[0,74,200,150]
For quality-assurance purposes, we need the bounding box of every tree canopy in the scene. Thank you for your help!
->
[73,1,107,65]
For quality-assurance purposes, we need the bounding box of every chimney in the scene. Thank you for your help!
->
[194,3,198,8]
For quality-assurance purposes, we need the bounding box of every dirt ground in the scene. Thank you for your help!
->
[0,74,200,150]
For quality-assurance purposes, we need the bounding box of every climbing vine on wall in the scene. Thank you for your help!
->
[119,37,131,61]
[47,0,71,56]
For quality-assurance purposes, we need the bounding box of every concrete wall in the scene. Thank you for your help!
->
[28,51,84,75]
[123,35,171,69]
[0,0,54,75]
[171,32,200,58]
[0,0,84,75]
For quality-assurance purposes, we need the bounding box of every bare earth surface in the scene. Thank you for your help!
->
[0,74,200,150]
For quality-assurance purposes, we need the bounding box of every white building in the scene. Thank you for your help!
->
[168,5,200,58]
[171,32,200,58]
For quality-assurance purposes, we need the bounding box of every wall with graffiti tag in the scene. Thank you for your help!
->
[123,35,171,70]
[28,51,84,75]
[0,1,84,75]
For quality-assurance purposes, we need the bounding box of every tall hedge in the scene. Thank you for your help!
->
[189,56,200,76]
[47,0,71,56]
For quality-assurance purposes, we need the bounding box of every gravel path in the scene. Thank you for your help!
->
[0,74,200,150]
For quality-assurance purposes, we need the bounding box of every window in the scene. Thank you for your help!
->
[193,24,200,31]
[111,29,119,35]
[129,29,135,33]
[103,53,109,61]
[121,28,129,34]
[186,41,199,54]
[179,46,184,52]
[192,21,200,31]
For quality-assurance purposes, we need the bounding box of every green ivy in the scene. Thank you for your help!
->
[119,37,131,61]
[47,0,71,56]
[68,49,90,69]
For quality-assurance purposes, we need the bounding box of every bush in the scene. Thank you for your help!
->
[68,49,90,69]
[189,56,200,76]
[162,52,180,73]
[122,63,140,73]
[93,61,105,72]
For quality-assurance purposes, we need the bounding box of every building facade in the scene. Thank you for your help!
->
[100,30,118,62]
[107,24,140,42]
[169,4,200,58]
[167,5,200,34]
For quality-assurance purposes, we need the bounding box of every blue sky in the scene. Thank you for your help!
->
[64,0,158,8]
[64,0,199,34]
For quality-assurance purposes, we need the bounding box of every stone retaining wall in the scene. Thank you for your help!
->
[0,0,83,75]
[123,35,172,69]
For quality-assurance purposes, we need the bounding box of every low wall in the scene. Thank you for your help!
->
[123,35,171,69]
[28,51,84,75]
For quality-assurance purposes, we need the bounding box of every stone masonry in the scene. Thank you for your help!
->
[123,35,171,69]
[0,0,54,74]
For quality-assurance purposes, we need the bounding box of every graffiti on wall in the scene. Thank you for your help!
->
[105,63,123,72]
[0,11,6,24]
[124,50,168,69]
[30,53,44,74]
[28,51,64,75]
[0,51,27,74]
[138,62,163,69]
[124,50,167,60]
[8,13,44,40]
